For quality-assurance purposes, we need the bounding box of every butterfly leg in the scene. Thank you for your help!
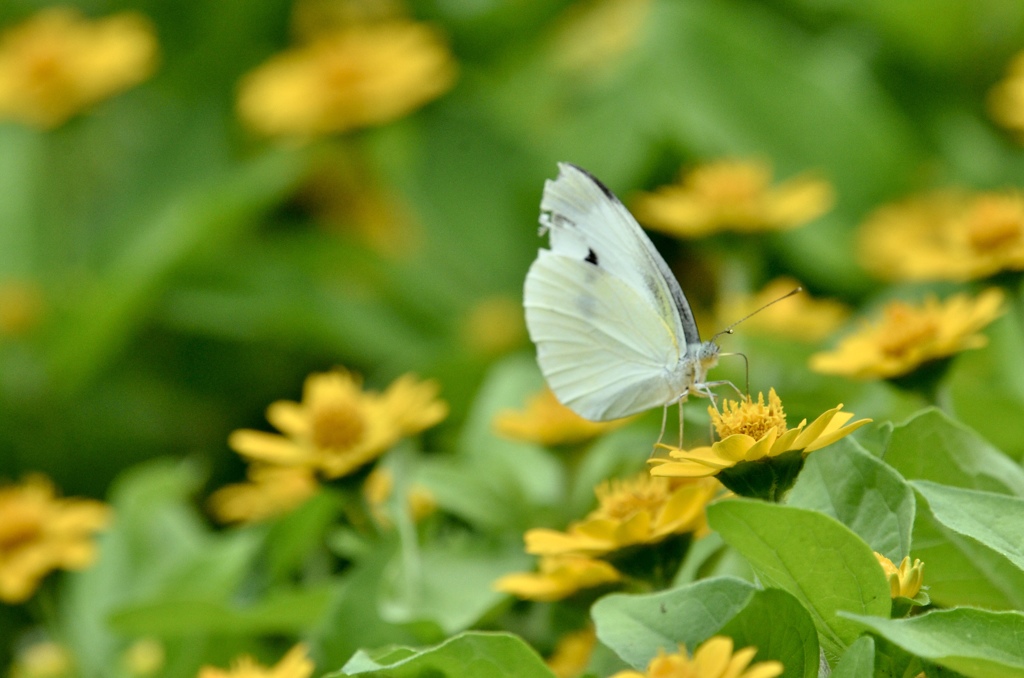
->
[655,404,669,449]
[677,398,685,449]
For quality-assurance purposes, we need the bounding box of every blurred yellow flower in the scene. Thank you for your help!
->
[291,0,406,40]
[632,160,833,238]
[858,190,1024,281]
[989,51,1024,140]
[0,475,111,603]
[461,295,527,357]
[0,280,45,337]
[546,627,597,678]
[524,474,718,557]
[363,466,436,528]
[237,20,456,139]
[494,388,629,446]
[549,0,652,75]
[10,640,74,678]
[208,464,319,524]
[121,639,165,677]
[380,372,448,436]
[809,289,1005,380]
[0,7,157,128]
[609,637,783,678]
[716,277,849,342]
[198,643,313,678]
[494,554,621,602]
[228,369,446,479]
[650,389,869,478]
[875,552,925,600]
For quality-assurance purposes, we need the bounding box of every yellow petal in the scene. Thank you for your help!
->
[226,430,309,465]
[791,406,844,449]
[649,460,723,477]
[712,435,759,463]
[803,415,872,453]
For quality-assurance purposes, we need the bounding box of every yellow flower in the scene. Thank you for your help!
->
[197,644,313,678]
[548,0,652,75]
[524,474,719,557]
[875,552,925,599]
[809,289,1005,380]
[0,475,111,603]
[650,389,870,478]
[208,464,319,524]
[494,555,621,602]
[716,277,849,342]
[858,190,1024,281]
[546,627,597,678]
[10,640,74,678]
[610,637,783,678]
[363,466,436,528]
[461,295,526,357]
[237,20,456,139]
[494,388,630,446]
[121,639,165,677]
[632,159,833,238]
[228,369,445,479]
[0,7,157,128]
[988,51,1024,140]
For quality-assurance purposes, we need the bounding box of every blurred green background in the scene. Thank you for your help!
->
[1,0,1024,495]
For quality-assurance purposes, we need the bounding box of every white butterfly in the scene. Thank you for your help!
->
[523,163,731,431]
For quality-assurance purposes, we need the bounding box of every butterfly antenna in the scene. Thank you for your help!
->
[710,286,802,343]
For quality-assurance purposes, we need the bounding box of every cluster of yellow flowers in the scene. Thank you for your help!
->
[209,369,446,524]
[0,5,456,136]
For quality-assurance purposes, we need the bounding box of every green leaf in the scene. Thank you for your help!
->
[908,481,1024,609]
[788,438,915,561]
[717,588,820,678]
[418,356,565,532]
[831,636,875,678]
[884,409,1024,496]
[592,577,757,668]
[327,631,555,678]
[378,533,532,634]
[911,493,1024,610]
[309,544,425,670]
[707,499,891,661]
[843,608,1024,678]
[107,585,333,635]
[913,481,1024,572]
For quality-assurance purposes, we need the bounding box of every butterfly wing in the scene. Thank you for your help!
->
[539,163,701,346]
[524,163,699,421]
[524,251,685,420]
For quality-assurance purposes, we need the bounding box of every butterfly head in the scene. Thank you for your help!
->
[693,340,720,383]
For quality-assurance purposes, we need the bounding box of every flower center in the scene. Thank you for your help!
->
[877,303,938,357]
[712,390,787,440]
[593,476,667,521]
[965,197,1024,252]
[693,163,768,206]
[311,403,366,451]
[0,500,44,551]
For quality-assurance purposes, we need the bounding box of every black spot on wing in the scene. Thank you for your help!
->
[567,163,618,202]
[584,248,599,266]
